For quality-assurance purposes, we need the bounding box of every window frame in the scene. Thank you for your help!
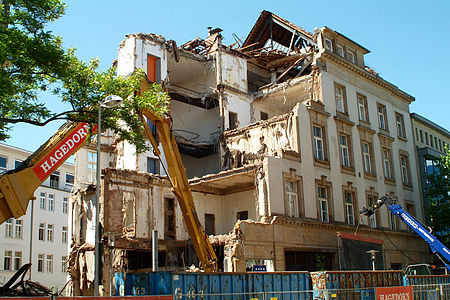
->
[344,191,355,225]
[38,223,45,241]
[37,254,44,272]
[14,220,22,239]
[357,94,369,123]
[339,134,351,168]
[4,250,12,271]
[13,251,22,271]
[147,157,160,174]
[47,224,54,242]
[48,193,55,211]
[87,151,97,183]
[39,192,46,210]
[367,195,379,228]
[0,155,7,172]
[334,83,347,114]
[347,48,357,64]
[5,219,12,238]
[46,254,53,273]
[336,44,344,57]
[377,103,388,131]
[382,148,393,180]
[395,113,406,139]
[62,226,68,244]
[317,186,329,223]
[324,38,333,51]
[63,197,68,214]
[313,125,326,161]
[400,154,411,186]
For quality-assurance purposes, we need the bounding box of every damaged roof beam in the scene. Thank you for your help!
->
[287,30,297,56]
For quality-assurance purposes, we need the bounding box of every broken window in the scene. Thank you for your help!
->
[228,111,238,130]
[396,113,406,139]
[377,103,388,131]
[334,84,346,113]
[260,111,268,121]
[164,198,176,240]
[317,186,328,222]
[284,179,299,218]
[204,214,215,235]
[344,192,355,225]
[357,94,369,123]
[87,151,97,183]
[122,192,136,236]
[50,171,59,189]
[147,54,161,83]
[313,125,325,161]
[147,157,160,174]
[237,211,248,221]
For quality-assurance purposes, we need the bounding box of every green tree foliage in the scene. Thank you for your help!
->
[426,147,450,247]
[0,0,169,152]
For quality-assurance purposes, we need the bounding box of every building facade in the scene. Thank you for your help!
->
[71,11,430,295]
[410,113,449,216]
[0,143,73,293]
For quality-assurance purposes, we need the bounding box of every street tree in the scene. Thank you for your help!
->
[426,147,450,247]
[0,0,169,152]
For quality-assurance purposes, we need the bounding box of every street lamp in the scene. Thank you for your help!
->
[94,95,123,296]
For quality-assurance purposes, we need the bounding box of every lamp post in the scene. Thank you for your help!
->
[94,95,123,296]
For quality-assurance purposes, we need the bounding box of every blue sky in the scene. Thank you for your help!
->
[6,0,450,153]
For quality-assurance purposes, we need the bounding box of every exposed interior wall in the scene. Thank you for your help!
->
[181,153,219,178]
[219,52,248,93]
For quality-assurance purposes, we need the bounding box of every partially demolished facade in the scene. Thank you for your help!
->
[69,11,428,295]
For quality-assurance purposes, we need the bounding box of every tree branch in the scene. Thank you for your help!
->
[0,110,79,126]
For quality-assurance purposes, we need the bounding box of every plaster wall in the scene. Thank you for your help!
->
[219,52,247,93]
[224,92,252,129]
[181,153,219,179]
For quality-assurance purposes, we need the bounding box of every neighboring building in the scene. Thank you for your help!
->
[0,143,73,293]
[71,11,429,295]
[410,113,449,214]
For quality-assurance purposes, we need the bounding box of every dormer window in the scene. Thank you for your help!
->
[336,44,344,57]
[324,38,333,51]
[347,48,357,64]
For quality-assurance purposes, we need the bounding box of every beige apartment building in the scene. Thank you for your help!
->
[69,11,429,295]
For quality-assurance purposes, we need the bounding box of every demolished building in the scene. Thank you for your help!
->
[69,10,428,295]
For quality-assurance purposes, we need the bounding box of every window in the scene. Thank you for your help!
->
[49,171,59,189]
[14,160,22,169]
[260,111,268,121]
[344,192,355,225]
[237,211,248,221]
[419,130,423,143]
[313,125,325,161]
[0,156,7,172]
[46,254,53,273]
[357,94,369,122]
[63,197,68,214]
[61,256,68,273]
[87,151,97,183]
[317,186,328,222]
[62,226,68,244]
[5,219,12,238]
[47,224,53,242]
[204,214,215,235]
[65,173,74,190]
[14,252,21,271]
[37,254,44,272]
[324,38,333,51]
[229,111,238,130]
[377,104,388,131]
[339,135,351,168]
[367,196,378,228]
[336,44,344,57]
[334,84,346,113]
[38,223,45,241]
[415,128,419,142]
[4,251,12,271]
[382,148,393,180]
[396,113,406,139]
[14,220,22,239]
[425,132,429,145]
[284,179,299,218]
[400,155,410,185]
[362,142,373,174]
[48,194,54,211]
[147,54,161,83]
[40,192,46,210]
[434,137,438,149]
[147,157,160,174]
[439,139,443,151]
[347,48,356,64]
[390,213,398,231]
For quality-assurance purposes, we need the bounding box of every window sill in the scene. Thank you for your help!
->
[340,166,355,176]
[384,178,396,186]
[359,120,371,127]
[314,159,331,169]
[378,128,390,135]
[363,172,377,181]
[402,183,413,191]
[398,136,408,142]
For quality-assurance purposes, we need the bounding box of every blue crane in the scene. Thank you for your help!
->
[362,195,450,272]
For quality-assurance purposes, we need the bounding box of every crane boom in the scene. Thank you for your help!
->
[362,195,450,271]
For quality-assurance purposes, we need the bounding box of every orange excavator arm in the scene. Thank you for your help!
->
[139,108,218,272]
[0,122,94,223]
